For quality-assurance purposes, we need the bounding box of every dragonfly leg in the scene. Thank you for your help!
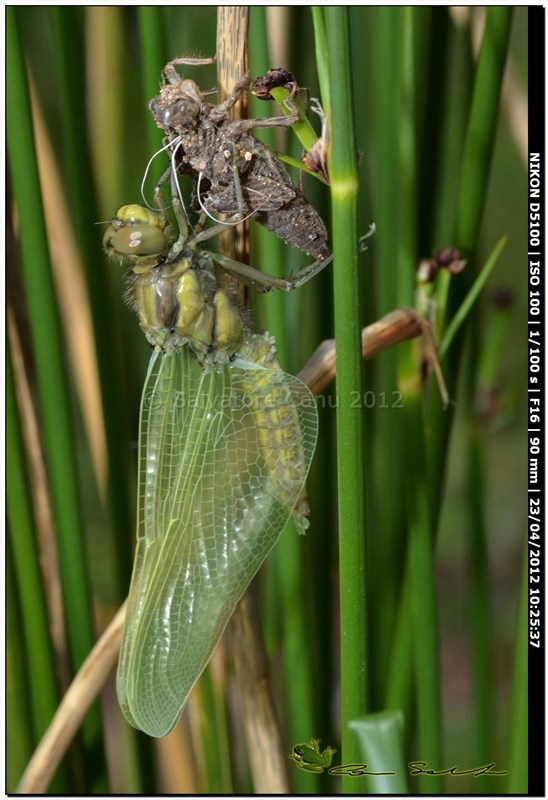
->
[154,165,247,255]
[191,218,236,246]
[163,56,217,85]
[151,167,172,212]
[227,143,246,218]
[151,167,191,260]
[229,111,299,137]
[195,149,270,227]
[210,251,332,293]
[208,72,252,122]
[169,174,194,258]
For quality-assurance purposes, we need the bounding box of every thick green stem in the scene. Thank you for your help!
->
[323,8,368,791]
[7,13,103,772]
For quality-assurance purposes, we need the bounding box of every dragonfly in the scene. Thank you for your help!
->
[103,171,321,737]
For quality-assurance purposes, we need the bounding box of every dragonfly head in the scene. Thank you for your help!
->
[103,205,171,264]
[149,79,203,132]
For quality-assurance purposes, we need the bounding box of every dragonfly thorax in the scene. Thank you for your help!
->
[105,204,246,360]
[129,254,244,359]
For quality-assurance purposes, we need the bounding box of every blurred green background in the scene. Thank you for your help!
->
[7,6,527,794]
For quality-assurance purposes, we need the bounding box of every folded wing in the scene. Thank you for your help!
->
[117,347,317,737]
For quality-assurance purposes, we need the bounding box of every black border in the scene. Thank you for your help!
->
[527,5,545,797]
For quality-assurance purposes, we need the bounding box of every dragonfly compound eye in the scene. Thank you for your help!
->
[150,97,200,129]
[115,204,166,229]
[111,224,169,256]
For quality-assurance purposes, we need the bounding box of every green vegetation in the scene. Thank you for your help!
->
[7,7,526,794]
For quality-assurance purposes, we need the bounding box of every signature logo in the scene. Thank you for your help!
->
[289,742,508,778]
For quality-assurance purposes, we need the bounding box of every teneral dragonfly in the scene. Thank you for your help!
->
[103,175,319,736]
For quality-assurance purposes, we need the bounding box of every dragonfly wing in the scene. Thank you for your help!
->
[117,347,317,737]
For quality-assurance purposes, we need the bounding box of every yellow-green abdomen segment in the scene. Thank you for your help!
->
[116,345,317,737]
[238,364,314,530]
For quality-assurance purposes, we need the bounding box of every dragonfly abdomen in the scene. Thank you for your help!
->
[254,194,331,261]
[239,364,313,532]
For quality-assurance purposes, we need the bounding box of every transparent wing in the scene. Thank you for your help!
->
[117,347,318,737]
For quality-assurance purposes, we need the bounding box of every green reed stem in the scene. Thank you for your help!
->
[7,346,64,782]
[52,7,134,597]
[322,8,368,790]
[137,7,167,157]
[7,550,34,791]
[249,11,322,792]
[367,8,408,708]
[7,8,103,781]
[454,8,514,254]
[398,11,444,793]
